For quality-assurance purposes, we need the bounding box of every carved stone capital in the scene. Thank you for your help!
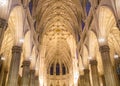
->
[84,69,89,74]
[99,45,109,53]
[12,46,22,53]
[30,69,35,74]
[22,60,30,67]
[0,18,8,29]
[89,59,97,65]
[35,76,39,80]
[80,75,84,78]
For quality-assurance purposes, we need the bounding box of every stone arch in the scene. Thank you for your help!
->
[30,46,37,69]
[23,30,32,60]
[88,30,98,59]
[9,5,25,46]
[97,6,116,45]
[82,44,89,69]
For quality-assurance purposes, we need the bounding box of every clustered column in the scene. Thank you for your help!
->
[29,70,35,86]
[99,45,118,86]
[84,69,91,86]
[0,57,4,86]
[2,70,8,86]
[99,75,106,86]
[21,60,30,86]
[7,46,22,86]
[35,76,39,86]
[89,60,100,86]
[78,75,85,86]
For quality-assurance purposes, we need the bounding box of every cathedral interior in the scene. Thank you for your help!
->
[0,0,120,86]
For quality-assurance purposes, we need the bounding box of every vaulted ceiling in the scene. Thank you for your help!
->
[34,0,83,67]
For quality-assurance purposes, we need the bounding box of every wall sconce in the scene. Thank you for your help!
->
[1,56,5,61]
[114,54,119,59]
[98,38,105,43]
[19,38,24,44]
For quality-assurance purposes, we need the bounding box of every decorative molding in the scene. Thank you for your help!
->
[99,45,109,53]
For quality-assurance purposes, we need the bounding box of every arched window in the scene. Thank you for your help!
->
[62,64,66,75]
[50,64,54,75]
[86,0,91,16]
[56,63,60,75]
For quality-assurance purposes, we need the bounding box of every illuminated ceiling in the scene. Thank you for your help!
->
[34,0,83,67]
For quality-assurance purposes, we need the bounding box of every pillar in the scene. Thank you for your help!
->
[18,75,22,86]
[21,60,30,86]
[2,70,8,86]
[114,58,120,85]
[84,69,91,86]
[89,60,100,86]
[78,75,85,86]
[0,60,4,86]
[29,70,35,86]
[7,46,22,86]
[99,45,118,86]
[0,18,8,49]
[35,76,39,86]
[0,56,2,67]
[99,75,106,86]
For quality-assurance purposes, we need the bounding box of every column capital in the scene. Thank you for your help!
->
[35,76,39,80]
[12,46,22,53]
[84,69,89,74]
[99,45,109,53]
[0,18,8,29]
[30,69,35,74]
[22,60,30,67]
[80,75,84,78]
[89,59,97,65]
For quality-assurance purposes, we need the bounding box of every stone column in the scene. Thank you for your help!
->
[0,57,2,67]
[99,75,106,86]
[78,75,85,86]
[99,45,118,86]
[35,76,39,86]
[89,60,100,86]
[21,60,30,86]
[0,60,4,86]
[114,58,120,85]
[29,70,35,86]
[7,46,22,86]
[2,70,8,86]
[84,69,91,86]
[0,18,8,49]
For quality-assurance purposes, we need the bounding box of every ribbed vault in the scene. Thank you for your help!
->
[35,0,82,71]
